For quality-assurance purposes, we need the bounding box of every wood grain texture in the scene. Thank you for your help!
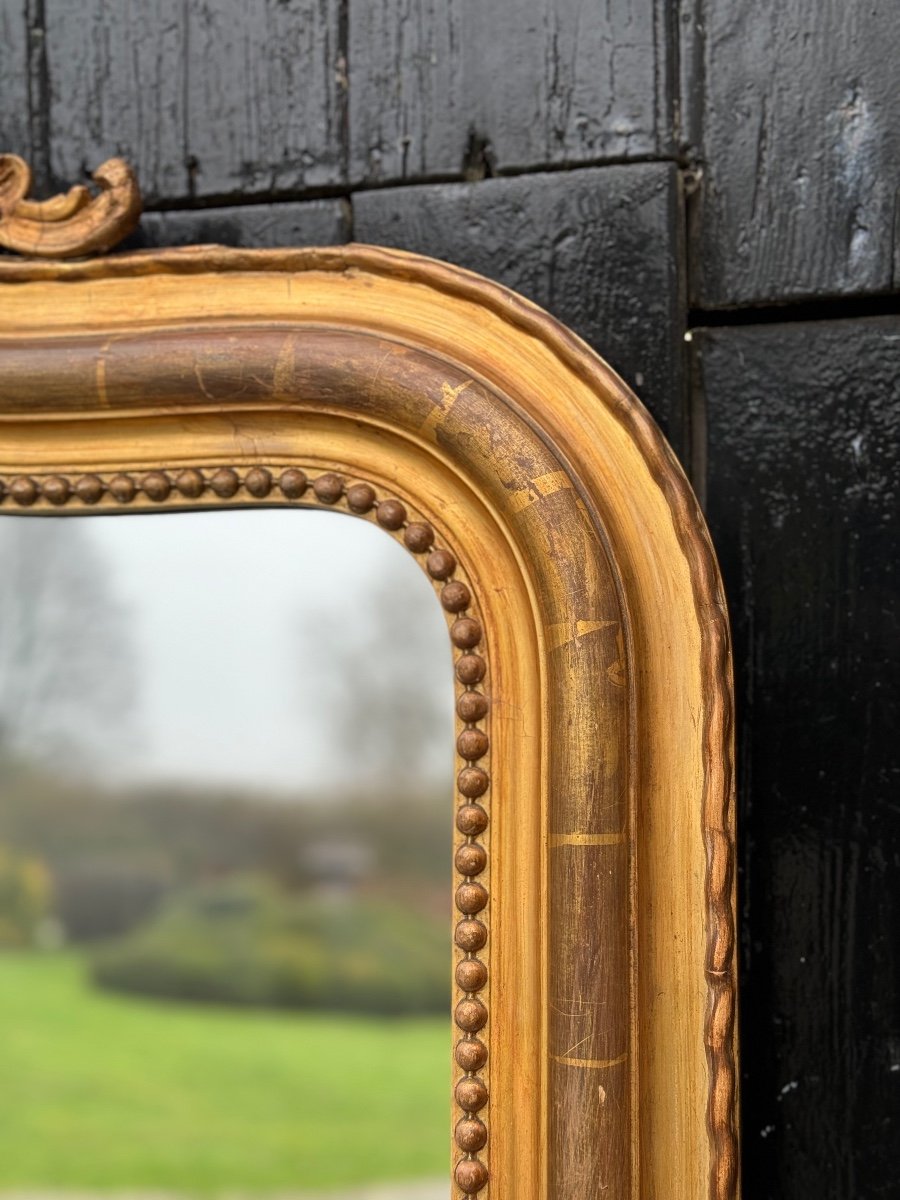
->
[0,244,738,1198]
[43,0,187,203]
[0,2,33,179]
[354,164,687,456]
[43,0,345,204]
[697,318,900,1198]
[690,0,900,307]
[348,0,674,183]
[0,154,141,256]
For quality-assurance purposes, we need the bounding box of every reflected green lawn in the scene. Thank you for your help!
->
[0,953,448,1193]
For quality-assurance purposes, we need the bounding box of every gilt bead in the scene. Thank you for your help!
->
[312,473,344,504]
[43,475,70,505]
[455,1158,489,1194]
[455,843,487,875]
[210,468,240,498]
[279,468,308,499]
[456,655,486,685]
[244,467,272,498]
[456,959,488,992]
[142,471,171,502]
[403,522,434,552]
[455,919,488,953]
[376,498,406,530]
[455,1038,488,1072]
[456,805,488,836]
[455,1076,488,1113]
[426,548,456,579]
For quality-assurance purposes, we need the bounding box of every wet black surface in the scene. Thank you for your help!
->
[688,1,900,308]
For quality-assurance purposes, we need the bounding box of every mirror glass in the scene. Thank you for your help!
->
[0,509,454,1200]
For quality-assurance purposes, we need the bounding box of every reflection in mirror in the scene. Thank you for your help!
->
[0,510,454,1200]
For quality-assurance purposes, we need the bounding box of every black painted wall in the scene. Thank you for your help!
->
[2,3,898,1195]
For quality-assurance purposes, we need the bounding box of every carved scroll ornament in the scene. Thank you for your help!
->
[0,154,141,258]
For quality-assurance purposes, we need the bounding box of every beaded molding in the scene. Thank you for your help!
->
[0,464,491,1197]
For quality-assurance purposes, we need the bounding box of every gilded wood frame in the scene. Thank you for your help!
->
[0,244,738,1199]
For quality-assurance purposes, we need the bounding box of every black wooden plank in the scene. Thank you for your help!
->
[697,318,900,1197]
[127,198,350,249]
[691,0,900,307]
[180,0,345,199]
[0,1,34,172]
[354,164,687,457]
[43,0,345,205]
[348,0,673,185]
[43,0,188,203]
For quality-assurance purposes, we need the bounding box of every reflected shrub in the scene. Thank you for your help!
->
[90,875,449,1015]
[0,842,53,947]
[55,858,170,942]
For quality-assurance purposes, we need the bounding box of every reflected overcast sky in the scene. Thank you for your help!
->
[4,509,454,797]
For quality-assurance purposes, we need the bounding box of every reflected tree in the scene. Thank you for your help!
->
[294,556,454,797]
[0,518,137,772]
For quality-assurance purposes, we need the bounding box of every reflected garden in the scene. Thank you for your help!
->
[0,510,454,1198]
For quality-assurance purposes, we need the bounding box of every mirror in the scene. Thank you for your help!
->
[0,509,454,1199]
[0,236,741,1199]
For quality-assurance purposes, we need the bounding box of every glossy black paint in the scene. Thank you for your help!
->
[2,1,899,1194]
[689,0,900,308]
[697,319,900,1198]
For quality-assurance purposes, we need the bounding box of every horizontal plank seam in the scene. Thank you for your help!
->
[130,153,683,214]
